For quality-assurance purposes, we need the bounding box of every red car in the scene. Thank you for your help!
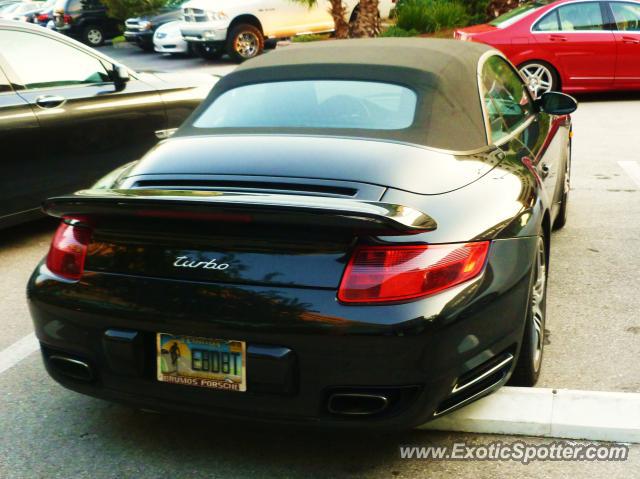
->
[455,0,640,96]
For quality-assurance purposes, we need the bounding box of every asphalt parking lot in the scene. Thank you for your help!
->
[1,45,639,477]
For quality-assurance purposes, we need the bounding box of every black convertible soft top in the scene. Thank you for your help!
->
[179,38,497,152]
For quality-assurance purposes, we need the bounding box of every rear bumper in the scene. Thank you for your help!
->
[27,237,537,429]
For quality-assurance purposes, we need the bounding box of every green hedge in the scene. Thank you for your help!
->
[396,0,470,34]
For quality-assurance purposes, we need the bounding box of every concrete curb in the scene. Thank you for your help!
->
[419,386,640,444]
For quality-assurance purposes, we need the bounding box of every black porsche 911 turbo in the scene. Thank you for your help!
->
[28,38,577,429]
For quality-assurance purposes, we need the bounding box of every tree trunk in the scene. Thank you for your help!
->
[350,0,380,38]
[329,0,350,39]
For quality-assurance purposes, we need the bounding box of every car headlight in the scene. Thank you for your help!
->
[139,20,153,30]
[206,11,227,21]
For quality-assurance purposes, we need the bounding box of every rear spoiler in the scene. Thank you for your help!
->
[43,189,437,234]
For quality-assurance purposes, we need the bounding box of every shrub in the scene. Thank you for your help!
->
[291,33,331,42]
[101,0,168,21]
[396,0,470,34]
[380,26,420,37]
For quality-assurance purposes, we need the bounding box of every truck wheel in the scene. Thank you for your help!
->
[82,25,104,46]
[226,24,263,62]
[193,43,223,60]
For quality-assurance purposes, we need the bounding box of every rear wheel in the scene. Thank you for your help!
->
[518,60,559,98]
[82,25,104,47]
[226,23,263,62]
[509,236,547,387]
[193,43,223,60]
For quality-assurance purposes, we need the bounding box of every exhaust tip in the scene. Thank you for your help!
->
[48,355,94,381]
[327,393,390,416]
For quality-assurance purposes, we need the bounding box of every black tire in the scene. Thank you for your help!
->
[509,235,548,387]
[264,39,278,50]
[139,42,155,53]
[82,25,104,47]
[553,141,571,230]
[518,60,560,98]
[193,43,223,60]
[226,23,263,62]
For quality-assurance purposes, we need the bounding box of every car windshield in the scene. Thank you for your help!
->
[489,2,549,28]
[193,80,417,131]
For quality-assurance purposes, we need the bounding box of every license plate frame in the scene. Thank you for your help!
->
[156,333,246,392]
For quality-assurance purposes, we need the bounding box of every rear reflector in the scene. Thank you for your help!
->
[338,242,490,304]
[46,219,92,280]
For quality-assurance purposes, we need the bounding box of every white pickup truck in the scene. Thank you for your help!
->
[179,0,396,62]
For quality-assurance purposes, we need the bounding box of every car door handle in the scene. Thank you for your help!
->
[540,163,551,178]
[622,36,640,44]
[549,35,568,42]
[35,95,66,109]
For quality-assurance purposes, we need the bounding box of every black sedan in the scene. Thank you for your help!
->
[124,0,186,52]
[0,21,216,228]
[28,39,577,429]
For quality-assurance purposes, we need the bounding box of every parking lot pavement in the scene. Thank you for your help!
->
[98,44,238,76]
[1,53,639,475]
[537,93,640,393]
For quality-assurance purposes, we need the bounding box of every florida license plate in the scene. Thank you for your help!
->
[156,333,246,392]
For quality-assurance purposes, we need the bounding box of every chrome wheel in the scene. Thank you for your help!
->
[520,63,554,98]
[86,28,103,46]
[234,32,259,58]
[530,238,547,372]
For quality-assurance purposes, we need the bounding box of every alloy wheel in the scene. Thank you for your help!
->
[234,32,258,58]
[520,64,554,98]
[530,237,547,372]
[86,28,103,46]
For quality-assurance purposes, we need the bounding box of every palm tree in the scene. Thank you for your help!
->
[487,0,524,19]
[350,0,381,38]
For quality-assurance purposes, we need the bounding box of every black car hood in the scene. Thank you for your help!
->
[123,135,502,195]
[130,8,182,24]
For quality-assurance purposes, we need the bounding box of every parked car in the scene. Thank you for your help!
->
[52,0,118,46]
[153,19,189,55]
[0,20,216,228]
[0,1,41,21]
[455,0,640,97]
[179,0,395,61]
[25,0,55,24]
[124,0,186,52]
[27,38,577,429]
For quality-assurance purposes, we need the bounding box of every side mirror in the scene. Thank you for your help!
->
[112,64,130,91]
[537,91,578,115]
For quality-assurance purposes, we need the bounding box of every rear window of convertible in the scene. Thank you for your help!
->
[193,80,418,130]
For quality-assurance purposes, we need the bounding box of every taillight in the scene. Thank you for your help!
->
[37,13,50,22]
[338,242,490,304]
[63,14,72,24]
[46,219,92,280]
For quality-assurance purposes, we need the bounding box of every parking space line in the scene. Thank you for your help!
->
[619,160,640,188]
[0,332,38,375]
